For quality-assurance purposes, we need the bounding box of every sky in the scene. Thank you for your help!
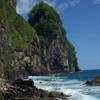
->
[16,0,100,70]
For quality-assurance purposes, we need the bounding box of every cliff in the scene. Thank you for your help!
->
[0,0,79,81]
[0,0,38,80]
[28,2,79,73]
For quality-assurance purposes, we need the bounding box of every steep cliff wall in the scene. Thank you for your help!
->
[0,22,15,80]
[0,0,15,80]
[28,2,79,73]
[0,0,79,81]
[0,0,38,80]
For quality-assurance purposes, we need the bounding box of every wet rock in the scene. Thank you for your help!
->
[48,92,55,98]
[86,76,100,86]
[0,78,69,100]
[13,78,34,87]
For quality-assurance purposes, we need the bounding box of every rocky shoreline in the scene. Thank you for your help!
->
[0,0,80,100]
[0,78,69,100]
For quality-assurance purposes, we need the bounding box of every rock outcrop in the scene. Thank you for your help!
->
[28,2,79,74]
[0,22,15,80]
[85,77,100,86]
[0,79,69,100]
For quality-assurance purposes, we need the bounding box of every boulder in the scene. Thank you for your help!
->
[13,78,34,87]
[86,76,100,86]
[0,78,69,100]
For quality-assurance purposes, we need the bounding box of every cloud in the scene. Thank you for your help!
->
[16,0,81,19]
[53,0,80,13]
[93,0,100,5]
[16,0,56,15]
[16,0,37,14]
[70,0,80,7]
[16,0,57,19]
[57,0,80,12]
[57,3,69,12]
[43,0,57,7]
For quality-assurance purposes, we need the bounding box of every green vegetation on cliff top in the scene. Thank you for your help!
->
[0,0,77,68]
[0,0,37,48]
[28,2,78,68]
[28,2,65,42]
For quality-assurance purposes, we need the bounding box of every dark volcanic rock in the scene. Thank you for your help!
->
[13,78,34,87]
[0,23,15,81]
[86,77,100,86]
[0,79,68,100]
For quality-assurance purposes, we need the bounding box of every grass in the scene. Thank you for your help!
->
[0,0,37,48]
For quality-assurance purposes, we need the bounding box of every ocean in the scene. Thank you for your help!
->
[29,69,100,100]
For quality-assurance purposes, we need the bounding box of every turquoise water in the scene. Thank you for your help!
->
[29,70,100,100]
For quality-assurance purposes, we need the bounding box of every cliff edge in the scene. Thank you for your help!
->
[0,0,80,81]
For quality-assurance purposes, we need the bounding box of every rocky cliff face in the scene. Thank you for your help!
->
[28,2,79,74]
[0,23,15,80]
[0,0,37,81]
[0,0,79,81]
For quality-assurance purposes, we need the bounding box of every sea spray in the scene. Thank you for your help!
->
[29,70,100,100]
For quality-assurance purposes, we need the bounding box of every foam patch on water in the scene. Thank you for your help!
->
[60,88,99,100]
[28,75,100,100]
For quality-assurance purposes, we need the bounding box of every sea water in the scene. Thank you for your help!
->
[29,69,100,100]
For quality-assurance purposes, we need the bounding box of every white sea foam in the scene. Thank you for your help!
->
[29,74,100,100]
[60,87,99,100]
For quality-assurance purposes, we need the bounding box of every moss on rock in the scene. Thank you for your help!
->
[0,0,37,48]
